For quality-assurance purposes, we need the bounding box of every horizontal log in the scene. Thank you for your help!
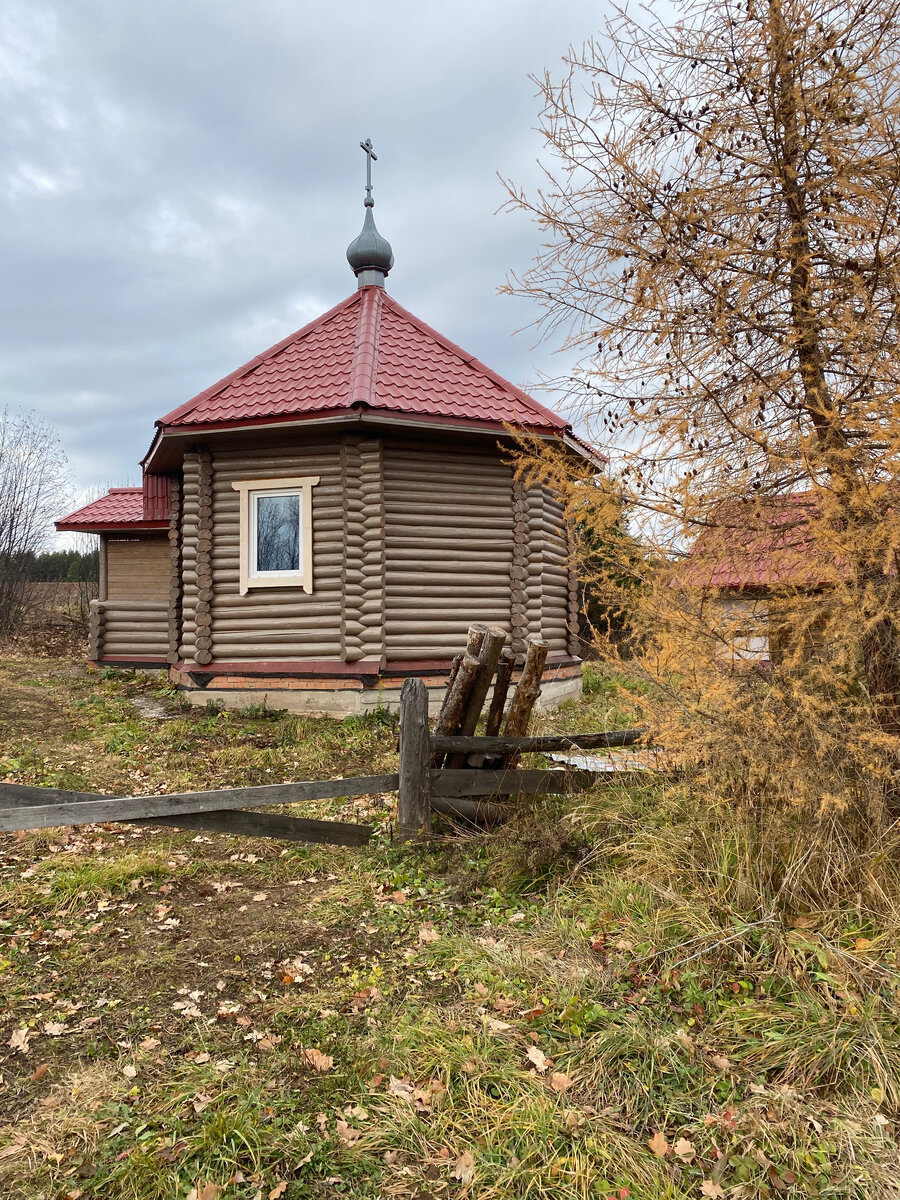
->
[101,601,169,613]
[211,630,342,643]
[211,605,342,620]
[430,796,511,826]
[431,729,645,753]
[133,809,371,845]
[0,773,400,832]
[385,627,511,642]
[387,570,512,585]
[384,538,513,553]
[430,769,599,797]
[213,458,340,471]
[385,502,512,519]
[386,597,513,610]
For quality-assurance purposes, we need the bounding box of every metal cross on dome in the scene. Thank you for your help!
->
[360,138,377,199]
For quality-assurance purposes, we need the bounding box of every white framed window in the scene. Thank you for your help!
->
[231,476,319,595]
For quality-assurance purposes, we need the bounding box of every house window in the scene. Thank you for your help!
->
[231,476,319,595]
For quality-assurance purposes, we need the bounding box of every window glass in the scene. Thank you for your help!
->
[254,492,300,573]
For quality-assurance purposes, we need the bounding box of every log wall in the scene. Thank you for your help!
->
[382,440,515,659]
[167,477,183,665]
[207,440,344,661]
[340,436,386,662]
[539,489,571,653]
[520,484,572,654]
[102,599,169,658]
[179,451,202,662]
[101,431,580,668]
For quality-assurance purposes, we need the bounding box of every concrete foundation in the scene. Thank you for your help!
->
[168,659,583,718]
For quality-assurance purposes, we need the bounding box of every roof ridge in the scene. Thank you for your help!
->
[347,286,382,408]
[378,291,567,430]
[159,291,363,427]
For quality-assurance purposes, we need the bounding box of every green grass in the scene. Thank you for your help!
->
[0,656,898,1198]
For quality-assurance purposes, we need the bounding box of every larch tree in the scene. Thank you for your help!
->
[507,0,900,830]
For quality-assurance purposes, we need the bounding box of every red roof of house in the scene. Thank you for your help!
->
[155,286,579,441]
[679,493,841,591]
[56,488,168,534]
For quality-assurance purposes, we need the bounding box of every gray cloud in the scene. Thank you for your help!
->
[0,0,602,501]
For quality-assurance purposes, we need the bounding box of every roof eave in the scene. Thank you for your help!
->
[144,409,575,467]
[55,520,169,534]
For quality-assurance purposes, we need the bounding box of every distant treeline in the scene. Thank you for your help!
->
[17,549,99,583]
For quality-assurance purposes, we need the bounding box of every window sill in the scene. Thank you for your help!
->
[242,576,313,596]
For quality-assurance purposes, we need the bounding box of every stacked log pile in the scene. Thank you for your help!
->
[430,624,549,775]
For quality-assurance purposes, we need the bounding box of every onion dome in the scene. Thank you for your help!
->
[346,138,394,288]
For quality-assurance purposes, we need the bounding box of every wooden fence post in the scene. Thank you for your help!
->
[397,676,431,840]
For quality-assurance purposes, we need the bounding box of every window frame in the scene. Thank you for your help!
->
[231,475,320,596]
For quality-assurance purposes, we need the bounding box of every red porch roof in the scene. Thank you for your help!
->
[56,488,168,534]
[153,286,578,441]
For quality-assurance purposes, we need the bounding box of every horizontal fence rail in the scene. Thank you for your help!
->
[429,730,644,754]
[0,775,398,839]
[0,670,648,845]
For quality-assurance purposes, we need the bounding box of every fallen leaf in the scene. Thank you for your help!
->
[186,1185,224,1200]
[269,1184,289,1199]
[0,1142,26,1161]
[252,892,268,902]
[122,1065,138,1079]
[8,1027,31,1055]
[390,890,407,904]
[42,1023,66,1037]
[648,1130,670,1158]
[549,1071,573,1093]
[388,1076,415,1101]
[701,1183,726,1199]
[710,1054,731,1072]
[192,1093,213,1114]
[418,924,440,944]
[673,1137,695,1161]
[336,1120,364,1144]
[526,1046,553,1073]
[28,1063,49,1084]
[302,1047,334,1072]
[139,1037,160,1051]
[452,1150,475,1184]
[854,937,872,951]
[194,1052,211,1064]
[484,1017,511,1033]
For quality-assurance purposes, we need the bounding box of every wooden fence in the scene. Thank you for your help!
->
[0,625,644,847]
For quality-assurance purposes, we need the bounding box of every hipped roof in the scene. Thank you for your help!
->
[146,286,600,465]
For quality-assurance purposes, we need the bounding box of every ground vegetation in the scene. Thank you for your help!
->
[0,660,896,1198]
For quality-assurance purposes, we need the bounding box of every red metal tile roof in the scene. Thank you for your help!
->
[157,287,574,438]
[679,493,841,590]
[56,488,168,533]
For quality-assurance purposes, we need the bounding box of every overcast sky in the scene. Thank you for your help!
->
[1,0,605,510]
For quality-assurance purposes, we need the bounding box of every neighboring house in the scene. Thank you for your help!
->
[57,178,600,714]
[679,493,838,665]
